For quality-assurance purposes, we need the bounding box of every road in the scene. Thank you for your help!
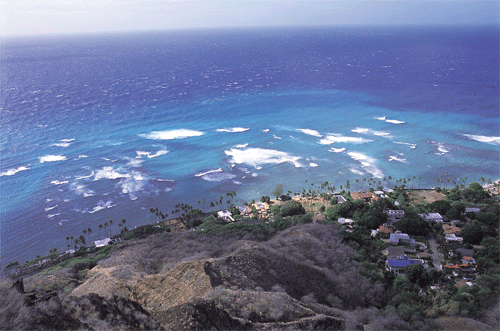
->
[428,233,443,270]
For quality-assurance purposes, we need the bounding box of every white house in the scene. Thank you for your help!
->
[217,210,235,222]
[445,233,463,244]
[94,238,111,248]
[419,213,444,223]
[338,217,354,225]
[384,210,405,220]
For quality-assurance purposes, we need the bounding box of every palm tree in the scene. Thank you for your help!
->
[104,222,109,237]
[87,228,92,244]
[109,220,114,236]
[98,224,103,239]
[82,229,87,242]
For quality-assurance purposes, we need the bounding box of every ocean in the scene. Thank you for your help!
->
[1,25,499,265]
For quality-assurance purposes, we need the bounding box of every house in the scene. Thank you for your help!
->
[331,195,347,203]
[390,231,415,246]
[443,224,461,235]
[457,248,474,257]
[350,191,379,202]
[237,205,252,216]
[217,210,235,222]
[378,225,393,234]
[386,256,423,276]
[464,207,480,215]
[94,238,111,248]
[419,213,444,223]
[462,256,476,265]
[384,210,405,220]
[338,217,354,225]
[383,246,406,259]
[445,233,463,244]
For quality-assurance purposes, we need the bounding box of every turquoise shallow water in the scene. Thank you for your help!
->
[1,26,498,265]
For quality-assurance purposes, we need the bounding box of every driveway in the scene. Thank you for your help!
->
[428,234,443,270]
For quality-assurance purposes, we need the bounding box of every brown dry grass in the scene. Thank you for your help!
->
[408,190,447,204]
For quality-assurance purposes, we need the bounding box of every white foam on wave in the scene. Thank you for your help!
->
[78,155,88,159]
[58,219,70,226]
[139,129,205,140]
[394,141,417,149]
[234,143,249,148]
[47,213,60,219]
[329,147,346,153]
[347,151,384,178]
[349,168,365,176]
[94,166,130,181]
[75,171,95,180]
[118,173,146,195]
[60,139,75,142]
[45,205,58,212]
[463,134,500,145]
[88,200,116,214]
[201,172,237,182]
[310,163,318,167]
[389,155,407,163]
[50,180,68,185]
[127,158,144,167]
[70,183,95,197]
[51,142,71,148]
[297,129,323,138]
[351,127,370,134]
[273,135,282,140]
[386,119,405,124]
[135,149,169,159]
[216,127,249,133]
[319,134,372,145]
[0,166,30,177]
[39,155,67,163]
[225,147,303,168]
[375,116,404,124]
[352,127,390,137]
[195,168,223,177]
[263,129,270,133]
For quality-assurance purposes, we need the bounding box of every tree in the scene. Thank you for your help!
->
[405,264,431,288]
[98,224,103,239]
[79,234,86,246]
[461,224,484,245]
[87,227,92,243]
[271,184,284,200]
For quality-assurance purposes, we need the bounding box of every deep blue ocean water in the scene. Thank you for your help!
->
[1,26,499,265]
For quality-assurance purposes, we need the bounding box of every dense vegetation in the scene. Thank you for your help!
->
[1,181,498,330]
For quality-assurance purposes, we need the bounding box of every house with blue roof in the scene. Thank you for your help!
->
[385,256,423,276]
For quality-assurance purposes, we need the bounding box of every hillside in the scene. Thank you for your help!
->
[2,183,499,330]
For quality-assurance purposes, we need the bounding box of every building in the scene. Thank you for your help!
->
[338,217,354,225]
[378,225,393,234]
[350,191,379,202]
[419,213,444,223]
[384,210,405,220]
[464,207,480,215]
[94,238,111,248]
[217,210,235,222]
[390,231,415,246]
[445,233,463,244]
[331,195,347,203]
[386,256,423,276]
[457,248,474,257]
[443,224,461,235]
[237,205,251,216]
